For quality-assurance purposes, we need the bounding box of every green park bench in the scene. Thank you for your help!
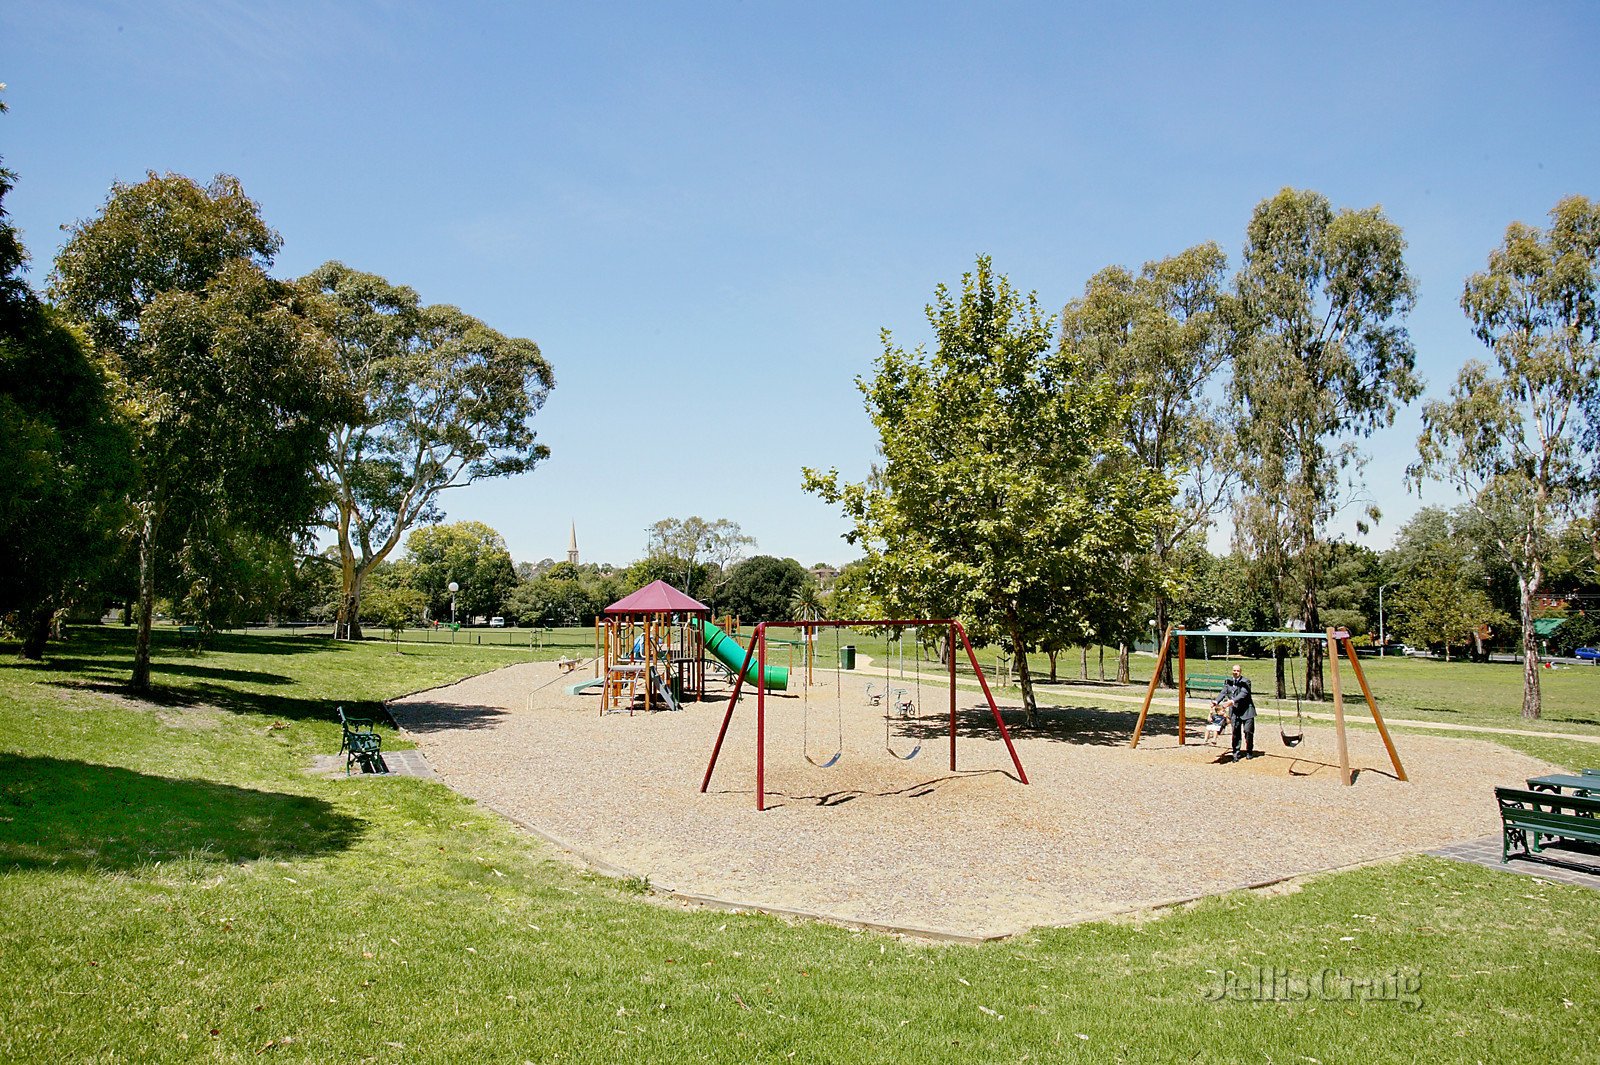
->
[337,705,388,775]
[1184,673,1229,695]
[1495,786,1600,865]
[178,623,207,648]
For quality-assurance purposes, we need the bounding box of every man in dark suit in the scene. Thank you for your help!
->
[1213,664,1256,762]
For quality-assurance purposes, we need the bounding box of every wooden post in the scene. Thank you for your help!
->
[1176,634,1188,745]
[1342,637,1407,782]
[1327,629,1351,785]
[1130,625,1173,748]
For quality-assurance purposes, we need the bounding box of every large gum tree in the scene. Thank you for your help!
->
[52,174,335,690]
[1413,195,1600,718]
[1231,188,1419,698]
[301,262,553,639]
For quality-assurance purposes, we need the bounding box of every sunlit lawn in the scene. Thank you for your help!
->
[2,627,1596,1062]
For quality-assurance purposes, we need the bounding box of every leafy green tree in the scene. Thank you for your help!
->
[1384,507,1510,660]
[1060,242,1235,685]
[361,584,427,644]
[300,262,554,639]
[402,521,519,623]
[0,127,132,657]
[805,257,1167,723]
[641,517,753,603]
[720,556,808,622]
[1231,188,1420,697]
[51,175,336,689]
[1414,196,1600,717]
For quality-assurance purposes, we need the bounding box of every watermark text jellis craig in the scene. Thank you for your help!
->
[1202,967,1423,1011]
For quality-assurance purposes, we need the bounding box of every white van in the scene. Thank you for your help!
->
[489,616,506,628]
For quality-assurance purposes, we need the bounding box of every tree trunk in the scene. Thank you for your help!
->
[1098,644,1105,681]
[1519,573,1542,719]
[1117,642,1131,685]
[1047,649,1057,682]
[132,515,158,692]
[1303,586,1324,699]
[1009,615,1037,727]
[19,606,53,660]
[1275,645,1286,700]
[1079,645,1088,680]
[1155,593,1174,688]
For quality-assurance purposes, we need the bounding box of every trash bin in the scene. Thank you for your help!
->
[839,644,856,670]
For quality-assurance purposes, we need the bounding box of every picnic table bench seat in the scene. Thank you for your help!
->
[1495,786,1600,866]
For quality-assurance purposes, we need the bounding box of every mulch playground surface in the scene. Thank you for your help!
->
[388,660,1559,939]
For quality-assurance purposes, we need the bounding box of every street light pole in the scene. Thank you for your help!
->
[448,581,459,637]
[1379,584,1390,657]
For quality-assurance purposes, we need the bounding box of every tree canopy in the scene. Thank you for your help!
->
[1413,195,1600,716]
[51,174,335,688]
[805,256,1167,722]
[301,261,554,638]
[1231,188,1419,696]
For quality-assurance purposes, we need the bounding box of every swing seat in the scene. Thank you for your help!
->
[1280,730,1304,748]
[886,742,921,761]
[806,751,842,769]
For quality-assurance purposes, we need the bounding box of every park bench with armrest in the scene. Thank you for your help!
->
[1495,786,1600,865]
[337,705,387,775]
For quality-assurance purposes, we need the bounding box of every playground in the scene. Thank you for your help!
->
[390,652,1553,940]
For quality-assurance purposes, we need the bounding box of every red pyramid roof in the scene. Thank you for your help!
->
[604,580,710,615]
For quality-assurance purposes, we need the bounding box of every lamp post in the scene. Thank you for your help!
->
[1379,583,1391,657]
[448,581,459,630]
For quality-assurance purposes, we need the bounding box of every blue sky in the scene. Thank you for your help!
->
[5,1,1598,568]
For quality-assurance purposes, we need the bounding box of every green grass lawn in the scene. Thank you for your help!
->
[2,627,1597,1062]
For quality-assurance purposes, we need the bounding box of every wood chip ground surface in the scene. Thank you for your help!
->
[389,660,1549,938]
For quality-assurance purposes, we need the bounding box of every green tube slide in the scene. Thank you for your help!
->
[693,618,789,691]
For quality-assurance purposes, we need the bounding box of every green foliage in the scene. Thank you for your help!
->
[300,262,554,638]
[1231,188,1419,694]
[505,566,624,627]
[403,521,519,621]
[1061,243,1235,672]
[360,583,428,641]
[719,555,808,622]
[806,256,1168,720]
[1414,195,1600,716]
[641,516,753,604]
[0,150,132,654]
[49,173,336,687]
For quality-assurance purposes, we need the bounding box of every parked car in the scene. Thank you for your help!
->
[1574,647,1600,661]
[489,616,506,628]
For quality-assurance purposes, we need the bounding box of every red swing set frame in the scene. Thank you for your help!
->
[699,619,1029,810]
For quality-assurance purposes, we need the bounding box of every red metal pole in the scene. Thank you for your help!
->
[948,622,957,771]
[955,622,1028,784]
[699,624,761,793]
[756,623,767,811]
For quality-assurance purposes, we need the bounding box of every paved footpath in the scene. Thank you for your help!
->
[1431,836,1600,891]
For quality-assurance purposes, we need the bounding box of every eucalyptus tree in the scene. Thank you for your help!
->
[301,262,554,639]
[642,517,754,603]
[805,257,1168,724]
[1231,188,1420,697]
[1413,195,1600,717]
[1060,242,1234,685]
[51,174,335,689]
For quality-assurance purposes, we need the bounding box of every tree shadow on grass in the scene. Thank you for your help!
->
[0,754,366,873]
[386,701,508,733]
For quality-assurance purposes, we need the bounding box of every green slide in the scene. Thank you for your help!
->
[693,618,789,691]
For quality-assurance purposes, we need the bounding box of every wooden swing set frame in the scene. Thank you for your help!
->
[1130,626,1407,786]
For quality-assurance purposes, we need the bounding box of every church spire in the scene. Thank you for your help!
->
[567,521,579,566]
